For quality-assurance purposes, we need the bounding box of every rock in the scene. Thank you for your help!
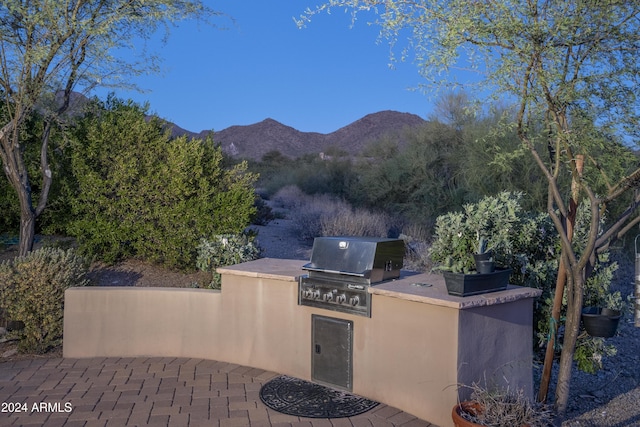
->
[0,327,6,336]
[1,348,18,358]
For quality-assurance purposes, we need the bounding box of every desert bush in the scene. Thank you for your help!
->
[400,222,433,272]
[0,248,89,353]
[196,233,261,288]
[251,194,274,226]
[68,97,257,269]
[289,193,340,240]
[429,192,620,372]
[272,185,307,210]
[288,193,391,241]
[320,205,390,237]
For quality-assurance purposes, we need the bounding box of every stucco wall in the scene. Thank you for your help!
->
[63,259,538,427]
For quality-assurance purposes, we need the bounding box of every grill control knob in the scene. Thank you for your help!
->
[349,296,360,306]
[336,294,346,304]
[311,290,321,299]
[322,292,334,302]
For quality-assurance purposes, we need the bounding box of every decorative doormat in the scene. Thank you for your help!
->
[259,375,379,418]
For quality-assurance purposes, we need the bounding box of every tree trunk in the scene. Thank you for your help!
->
[538,155,583,403]
[1,119,54,257]
[536,259,566,403]
[18,208,36,256]
[554,269,584,415]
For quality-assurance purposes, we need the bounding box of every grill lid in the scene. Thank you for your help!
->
[302,237,404,282]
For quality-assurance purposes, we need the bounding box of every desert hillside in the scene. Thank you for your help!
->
[185,110,427,160]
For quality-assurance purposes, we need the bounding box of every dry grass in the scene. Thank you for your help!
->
[460,382,555,427]
[276,188,391,241]
[400,223,433,272]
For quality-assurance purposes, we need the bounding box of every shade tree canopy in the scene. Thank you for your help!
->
[0,0,222,256]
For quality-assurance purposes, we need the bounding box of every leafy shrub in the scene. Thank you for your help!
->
[429,192,620,372]
[429,192,554,274]
[251,194,275,226]
[574,336,617,374]
[0,248,89,353]
[196,233,261,289]
[68,98,257,269]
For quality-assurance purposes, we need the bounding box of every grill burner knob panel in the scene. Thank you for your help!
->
[299,276,372,317]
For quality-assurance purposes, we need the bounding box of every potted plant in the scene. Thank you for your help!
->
[438,234,512,297]
[452,383,554,427]
[442,267,512,297]
[581,285,625,338]
[581,307,621,338]
[473,237,495,274]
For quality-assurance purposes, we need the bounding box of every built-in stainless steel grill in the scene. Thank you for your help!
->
[299,237,405,317]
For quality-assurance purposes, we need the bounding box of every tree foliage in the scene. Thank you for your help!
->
[0,0,220,256]
[67,98,257,269]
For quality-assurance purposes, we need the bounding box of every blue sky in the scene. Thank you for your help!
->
[94,1,436,134]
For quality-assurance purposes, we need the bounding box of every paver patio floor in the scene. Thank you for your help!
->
[0,357,434,427]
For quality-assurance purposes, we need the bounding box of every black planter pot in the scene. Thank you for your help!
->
[443,268,512,297]
[476,260,496,274]
[473,251,493,263]
[581,307,621,338]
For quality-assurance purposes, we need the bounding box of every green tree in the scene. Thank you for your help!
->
[300,0,640,415]
[68,97,257,269]
[353,120,467,223]
[0,0,220,256]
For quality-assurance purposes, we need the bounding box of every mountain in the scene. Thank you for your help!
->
[186,111,427,160]
[50,91,428,160]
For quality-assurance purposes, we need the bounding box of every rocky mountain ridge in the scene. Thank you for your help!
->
[179,110,427,160]
[56,92,428,161]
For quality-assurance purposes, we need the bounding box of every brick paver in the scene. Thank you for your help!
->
[0,358,434,426]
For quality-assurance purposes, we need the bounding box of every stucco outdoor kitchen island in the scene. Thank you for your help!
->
[63,258,542,427]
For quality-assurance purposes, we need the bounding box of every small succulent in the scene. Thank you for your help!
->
[476,236,490,254]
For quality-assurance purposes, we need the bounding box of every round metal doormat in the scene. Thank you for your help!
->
[259,375,379,418]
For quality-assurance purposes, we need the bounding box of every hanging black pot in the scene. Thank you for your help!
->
[581,307,621,338]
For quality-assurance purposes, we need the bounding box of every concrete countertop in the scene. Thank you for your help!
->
[369,272,542,309]
[217,258,542,309]
[216,258,306,282]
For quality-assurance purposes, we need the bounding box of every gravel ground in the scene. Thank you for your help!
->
[553,252,640,427]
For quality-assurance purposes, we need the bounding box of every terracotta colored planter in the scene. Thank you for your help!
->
[452,402,484,427]
[452,401,532,427]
